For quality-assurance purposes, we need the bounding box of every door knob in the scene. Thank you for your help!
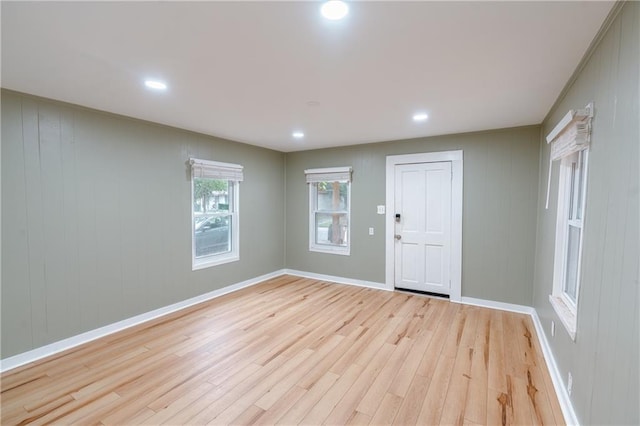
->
[395,234,402,240]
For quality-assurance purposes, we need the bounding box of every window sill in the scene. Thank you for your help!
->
[193,253,239,271]
[549,294,577,341]
[309,245,350,256]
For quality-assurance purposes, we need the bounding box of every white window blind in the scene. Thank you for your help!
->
[190,158,244,182]
[305,166,352,183]
[545,102,593,209]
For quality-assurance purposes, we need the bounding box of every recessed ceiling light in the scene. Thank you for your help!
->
[292,131,305,139]
[321,1,349,20]
[413,113,429,122]
[144,80,167,90]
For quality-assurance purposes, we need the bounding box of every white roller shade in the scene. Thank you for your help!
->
[545,102,593,208]
[305,166,352,183]
[190,158,244,181]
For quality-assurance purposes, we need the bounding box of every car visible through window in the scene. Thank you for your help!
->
[194,216,230,257]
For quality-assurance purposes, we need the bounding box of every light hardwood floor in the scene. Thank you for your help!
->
[1,275,564,425]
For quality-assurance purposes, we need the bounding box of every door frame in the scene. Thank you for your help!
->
[385,150,463,302]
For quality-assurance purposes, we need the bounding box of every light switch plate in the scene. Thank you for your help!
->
[377,205,385,214]
[369,227,374,235]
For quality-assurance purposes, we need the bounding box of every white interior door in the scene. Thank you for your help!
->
[394,161,452,295]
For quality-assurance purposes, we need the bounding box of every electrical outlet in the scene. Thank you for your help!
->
[551,320,555,337]
[376,205,385,214]
[368,227,374,236]
[567,372,573,396]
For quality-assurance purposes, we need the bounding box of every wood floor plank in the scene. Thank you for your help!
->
[511,376,536,425]
[369,392,404,425]
[253,334,343,411]
[0,275,564,425]
[144,382,215,425]
[532,334,566,425]
[387,327,434,397]
[185,356,291,424]
[438,307,481,425]
[488,385,513,426]
[202,334,274,386]
[213,348,315,424]
[330,316,402,375]
[439,345,475,425]
[346,410,373,425]
[488,309,508,392]
[464,307,491,425]
[324,342,395,424]
[503,311,530,380]
[230,403,266,425]
[26,391,121,426]
[276,373,339,425]
[414,340,458,425]
[251,385,307,425]
[335,290,392,336]
[400,297,436,340]
[415,301,458,378]
[356,336,412,416]
[159,390,227,425]
[300,362,365,425]
[296,325,366,390]
[1,393,74,426]
[515,322,559,426]
[392,367,433,425]
[100,365,218,424]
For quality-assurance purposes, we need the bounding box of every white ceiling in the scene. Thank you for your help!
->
[1,1,614,152]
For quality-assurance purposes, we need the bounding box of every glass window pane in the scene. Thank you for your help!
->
[194,178,231,213]
[194,215,231,258]
[316,182,348,211]
[315,213,348,246]
[576,151,585,220]
[568,159,577,220]
[563,224,581,304]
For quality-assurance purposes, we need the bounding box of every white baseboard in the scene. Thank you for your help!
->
[459,296,535,315]
[284,269,391,291]
[0,269,286,373]
[459,295,578,425]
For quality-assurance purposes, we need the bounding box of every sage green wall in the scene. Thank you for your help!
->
[532,2,639,424]
[1,90,285,358]
[285,126,540,305]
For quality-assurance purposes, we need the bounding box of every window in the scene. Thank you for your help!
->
[550,150,588,338]
[305,167,352,255]
[190,158,243,270]
[546,103,593,340]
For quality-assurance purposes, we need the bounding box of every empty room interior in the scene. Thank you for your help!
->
[1,1,638,425]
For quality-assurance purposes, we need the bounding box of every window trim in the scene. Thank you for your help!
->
[549,150,589,340]
[190,159,242,270]
[306,167,352,256]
